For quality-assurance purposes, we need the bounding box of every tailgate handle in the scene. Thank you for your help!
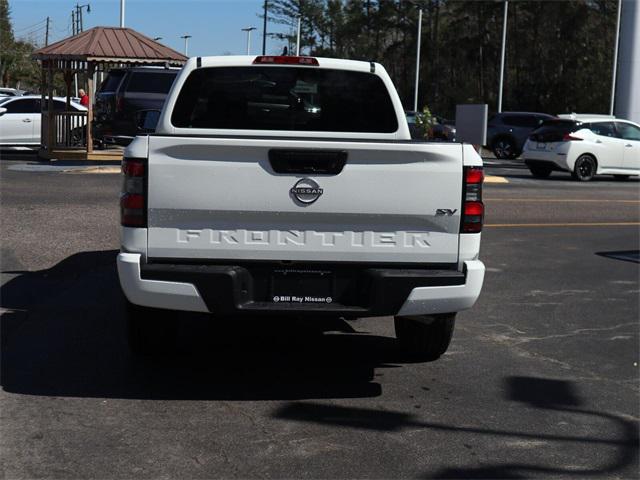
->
[269,149,347,175]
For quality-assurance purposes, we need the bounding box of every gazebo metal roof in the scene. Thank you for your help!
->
[33,26,187,64]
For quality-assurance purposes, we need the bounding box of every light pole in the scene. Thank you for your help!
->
[610,0,622,115]
[181,35,192,56]
[241,27,256,55]
[262,0,268,55]
[120,0,125,27]
[497,0,509,113]
[413,6,423,112]
[295,15,301,55]
[614,0,640,123]
[75,3,90,33]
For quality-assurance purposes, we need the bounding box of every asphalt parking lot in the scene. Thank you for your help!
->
[1,152,638,479]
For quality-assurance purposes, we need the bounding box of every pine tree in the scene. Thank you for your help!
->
[1,0,16,86]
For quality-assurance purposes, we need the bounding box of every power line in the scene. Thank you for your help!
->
[17,24,47,36]
[13,19,47,34]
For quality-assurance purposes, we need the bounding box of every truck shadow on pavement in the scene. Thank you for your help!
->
[274,376,639,478]
[0,249,427,401]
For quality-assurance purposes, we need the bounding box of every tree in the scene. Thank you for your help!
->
[1,0,15,86]
[265,0,325,54]
[0,0,41,90]
[260,0,618,117]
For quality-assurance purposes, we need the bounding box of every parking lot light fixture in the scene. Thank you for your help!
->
[498,0,509,113]
[241,27,256,55]
[610,0,622,115]
[413,6,423,113]
[180,34,192,56]
[295,15,301,56]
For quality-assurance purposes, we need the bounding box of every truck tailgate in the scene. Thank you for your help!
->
[146,136,463,264]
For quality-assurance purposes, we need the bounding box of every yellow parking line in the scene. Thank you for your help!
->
[484,176,509,184]
[63,166,121,174]
[486,222,640,228]
[485,198,640,203]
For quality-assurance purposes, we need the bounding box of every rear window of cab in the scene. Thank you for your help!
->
[171,66,398,133]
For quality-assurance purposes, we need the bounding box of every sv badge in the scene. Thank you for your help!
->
[435,209,458,216]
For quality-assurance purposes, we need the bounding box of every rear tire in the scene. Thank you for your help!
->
[493,137,518,159]
[125,300,178,356]
[572,155,597,182]
[394,313,456,361]
[528,165,552,178]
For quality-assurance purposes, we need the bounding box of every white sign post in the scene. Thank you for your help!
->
[455,104,488,153]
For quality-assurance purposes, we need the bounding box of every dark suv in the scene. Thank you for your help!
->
[486,112,555,159]
[93,66,179,146]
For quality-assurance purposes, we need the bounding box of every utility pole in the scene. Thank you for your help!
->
[75,3,90,33]
[71,10,76,35]
[45,16,50,46]
[295,15,301,55]
[120,0,125,28]
[241,27,256,55]
[75,5,80,34]
[181,35,192,56]
[413,6,423,112]
[497,0,509,113]
[262,0,268,55]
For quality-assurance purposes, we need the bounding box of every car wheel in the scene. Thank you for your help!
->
[70,127,85,147]
[125,299,178,356]
[529,165,552,178]
[613,175,629,181]
[394,313,456,361]
[572,155,597,182]
[493,138,517,159]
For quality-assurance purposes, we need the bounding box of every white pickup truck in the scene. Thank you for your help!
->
[117,55,485,360]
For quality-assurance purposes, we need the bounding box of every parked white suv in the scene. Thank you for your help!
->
[118,55,485,360]
[0,96,86,146]
[522,115,640,181]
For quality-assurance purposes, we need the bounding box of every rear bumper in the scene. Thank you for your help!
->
[524,158,570,172]
[102,135,134,146]
[522,145,570,171]
[117,253,485,317]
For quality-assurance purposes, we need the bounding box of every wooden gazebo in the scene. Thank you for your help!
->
[32,27,187,160]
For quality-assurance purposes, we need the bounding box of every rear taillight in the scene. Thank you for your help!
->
[461,166,484,233]
[252,55,319,66]
[562,133,582,141]
[121,157,147,227]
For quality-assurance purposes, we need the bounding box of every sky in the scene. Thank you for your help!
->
[8,0,292,57]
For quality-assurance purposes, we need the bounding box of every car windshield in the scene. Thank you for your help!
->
[529,120,580,142]
[534,119,580,133]
[0,97,12,105]
[99,71,125,93]
[126,72,177,94]
[171,66,398,133]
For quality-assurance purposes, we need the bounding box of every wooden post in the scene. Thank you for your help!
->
[65,62,73,147]
[86,61,95,154]
[64,62,72,110]
[39,60,47,158]
[47,60,54,155]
